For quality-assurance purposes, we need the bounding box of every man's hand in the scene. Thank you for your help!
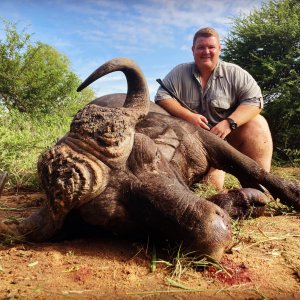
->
[186,113,211,130]
[210,120,231,139]
[157,98,211,130]
[210,105,262,139]
[157,99,261,137]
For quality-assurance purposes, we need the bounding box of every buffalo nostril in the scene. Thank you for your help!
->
[214,208,231,231]
[213,213,229,231]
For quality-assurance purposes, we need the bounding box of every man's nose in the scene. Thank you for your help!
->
[202,47,210,54]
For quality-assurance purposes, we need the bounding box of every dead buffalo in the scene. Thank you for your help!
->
[1,58,299,261]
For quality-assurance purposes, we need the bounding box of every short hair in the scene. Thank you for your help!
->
[193,27,220,45]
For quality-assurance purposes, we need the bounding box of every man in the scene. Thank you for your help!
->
[155,27,273,190]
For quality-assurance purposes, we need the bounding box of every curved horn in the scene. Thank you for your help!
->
[77,58,150,119]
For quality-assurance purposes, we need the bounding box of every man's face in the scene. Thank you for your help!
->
[192,36,221,71]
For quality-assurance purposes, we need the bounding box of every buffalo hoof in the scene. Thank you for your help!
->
[208,188,270,219]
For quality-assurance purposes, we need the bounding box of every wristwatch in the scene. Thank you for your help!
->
[226,117,238,130]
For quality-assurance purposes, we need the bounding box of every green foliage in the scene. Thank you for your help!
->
[221,0,300,163]
[0,17,96,190]
[194,173,240,197]
[0,103,87,190]
[0,18,95,114]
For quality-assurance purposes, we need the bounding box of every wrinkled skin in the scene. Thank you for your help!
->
[1,58,299,261]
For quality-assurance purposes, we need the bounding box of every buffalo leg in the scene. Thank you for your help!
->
[127,172,232,261]
[208,188,269,219]
[126,133,232,260]
[203,134,300,210]
[0,205,65,242]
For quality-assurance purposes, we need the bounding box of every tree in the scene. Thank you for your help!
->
[221,0,300,162]
[0,18,94,114]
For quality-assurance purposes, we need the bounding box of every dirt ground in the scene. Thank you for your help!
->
[0,167,299,299]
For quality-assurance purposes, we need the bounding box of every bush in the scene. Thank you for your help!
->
[221,0,300,164]
[0,18,96,190]
[0,18,94,114]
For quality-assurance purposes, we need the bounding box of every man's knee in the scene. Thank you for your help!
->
[244,115,272,150]
[248,114,272,135]
[228,115,272,147]
[227,114,273,171]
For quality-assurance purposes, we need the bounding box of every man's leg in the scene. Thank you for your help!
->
[204,115,273,190]
[204,168,225,191]
[226,114,273,172]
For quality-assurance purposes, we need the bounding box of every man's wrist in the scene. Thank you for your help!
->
[226,117,238,130]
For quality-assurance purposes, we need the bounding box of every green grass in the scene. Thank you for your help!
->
[0,84,95,191]
[193,173,240,198]
[0,107,74,190]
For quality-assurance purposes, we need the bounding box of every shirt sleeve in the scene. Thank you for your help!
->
[240,97,264,108]
[235,67,264,108]
[154,85,172,102]
[154,65,183,103]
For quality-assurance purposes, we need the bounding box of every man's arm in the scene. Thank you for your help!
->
[210,104,262,139]
[229,104,262,126]
[157,98,211,130]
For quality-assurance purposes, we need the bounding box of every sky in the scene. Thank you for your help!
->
[0,0,264,100]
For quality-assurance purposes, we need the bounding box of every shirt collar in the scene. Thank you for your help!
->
[192,63,199,78]
[213,61,223,79]
[192,60,223,79]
